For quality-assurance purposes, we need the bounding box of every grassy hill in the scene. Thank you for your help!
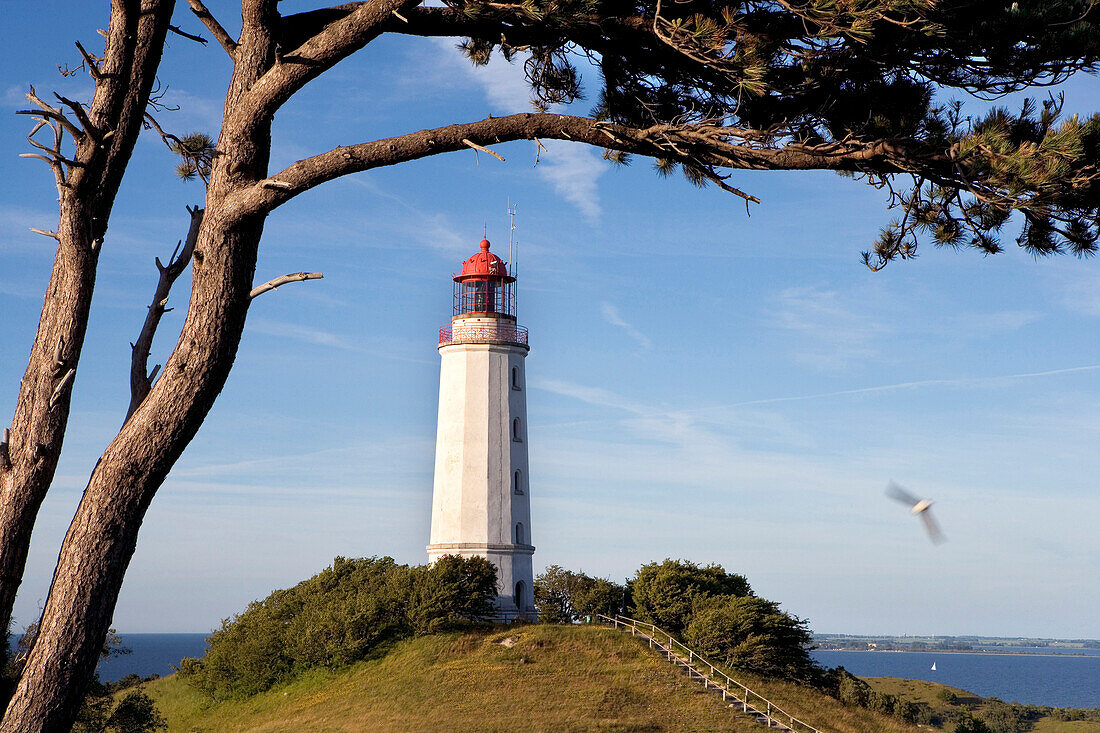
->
[137,624,1100,732]
[863,678,1100,733]
[142,624,920,732]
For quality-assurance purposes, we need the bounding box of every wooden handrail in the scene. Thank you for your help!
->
[596,614,824,733]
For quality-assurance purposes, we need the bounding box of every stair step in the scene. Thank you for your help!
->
[600,614,822,733]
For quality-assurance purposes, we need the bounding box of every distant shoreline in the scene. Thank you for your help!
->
[815,648,1100,659]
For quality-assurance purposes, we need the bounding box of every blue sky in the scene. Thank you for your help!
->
[2,4,1099,637]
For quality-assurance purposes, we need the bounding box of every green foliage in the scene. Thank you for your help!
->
[830,669,933,725]
[978,698,1045,733]
[533,565,624,623]
[458,0,1100,264]
[169,132,216,183]
[105,691,167,733]
[954,713,994,733]
[74,682,166,733]
[684,595,819,682]
[178,555,498,700]
[630,559,751,634]
[408,554,498,635]
[0,623,13,709]
[72,676,113,733]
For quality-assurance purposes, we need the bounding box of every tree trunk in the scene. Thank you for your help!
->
[0,211,264,731]
[0,0,176,642]
[1,9,273,728]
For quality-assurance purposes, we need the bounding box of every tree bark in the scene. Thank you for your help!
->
[0,0,176,646]
[0,212,263,732]
[0,3,269,729]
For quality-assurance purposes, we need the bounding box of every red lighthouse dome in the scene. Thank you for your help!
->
[439,235,528,348]
[455,239,513,283]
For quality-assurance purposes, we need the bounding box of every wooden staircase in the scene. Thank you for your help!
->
[597,614,824,732]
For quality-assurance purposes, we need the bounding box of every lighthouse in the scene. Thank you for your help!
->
[427,237,535,618]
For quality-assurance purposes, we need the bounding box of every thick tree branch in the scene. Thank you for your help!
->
[126,206,204,422]
[187,0,237,57]
[249,272,324,299]
[243,113,949,214]
[246,0,421,119]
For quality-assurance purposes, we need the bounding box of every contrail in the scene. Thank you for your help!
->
[698,364,1100,412]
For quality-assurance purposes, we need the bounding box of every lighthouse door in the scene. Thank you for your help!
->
[514,580,525,609]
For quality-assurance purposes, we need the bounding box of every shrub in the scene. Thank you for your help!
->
[408,555,497,634]
[684,595,817,681]
[105,691,167,733]
[179,555,498,699]
[938,687,959,704]
[534,566,624,624]
[954,714,993,733]
[630,559,751,634]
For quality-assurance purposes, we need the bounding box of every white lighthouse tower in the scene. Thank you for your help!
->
[427,237,535,618]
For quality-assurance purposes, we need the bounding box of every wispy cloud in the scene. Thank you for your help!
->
[600,302,652,349]
[946,309,1041,335]
[430,39,606,222]
[689,364,1100,414]
[772,285,889,370]
[246,317,435,364]
[1063,272,1100,317]
[248,318,349,348]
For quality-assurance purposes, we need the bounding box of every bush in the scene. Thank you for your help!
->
[684,595,818,681]
[954,714,993,733]
[408,554,497,634]
[105,691,167,733]
[630,559,751,634]
[178,555,498,699]
[534,566,624,624]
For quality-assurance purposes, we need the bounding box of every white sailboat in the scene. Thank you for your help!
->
[931,662,937,671]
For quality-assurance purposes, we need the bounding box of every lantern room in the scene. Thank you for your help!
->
[452,239,516,319]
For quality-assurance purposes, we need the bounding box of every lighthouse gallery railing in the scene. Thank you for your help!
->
[439,324,528,347]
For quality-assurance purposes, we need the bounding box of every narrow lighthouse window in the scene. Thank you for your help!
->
[512,417,522,442]
[511,367,521,390]
[515,523,524,544]
[513,470,524,495]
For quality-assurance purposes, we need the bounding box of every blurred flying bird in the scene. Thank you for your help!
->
[886,482,945,544]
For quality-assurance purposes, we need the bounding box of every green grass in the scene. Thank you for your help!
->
[134,626,1097,732]
[140,625,921,732]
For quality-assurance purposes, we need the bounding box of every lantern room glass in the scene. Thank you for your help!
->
[453,278,516,317]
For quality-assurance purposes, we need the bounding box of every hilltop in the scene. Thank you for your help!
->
[141,624,922,732]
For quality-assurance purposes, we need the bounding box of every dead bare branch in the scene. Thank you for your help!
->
[168,24,208,45]
[126,206,205,422]
[53,94,99,139]
[186,0,237,58]
[74,41,102,80]
[249,272,324,299]
[462,138,506,161]
[49,370,76,411]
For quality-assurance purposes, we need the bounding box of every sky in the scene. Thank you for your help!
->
[1,3,1099,638]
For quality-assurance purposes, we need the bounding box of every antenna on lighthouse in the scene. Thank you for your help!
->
[508,202,518,275]
[508,201,518,313]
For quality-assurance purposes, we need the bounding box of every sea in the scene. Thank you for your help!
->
[11,635,1099,710]
[811,649,1100,709]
